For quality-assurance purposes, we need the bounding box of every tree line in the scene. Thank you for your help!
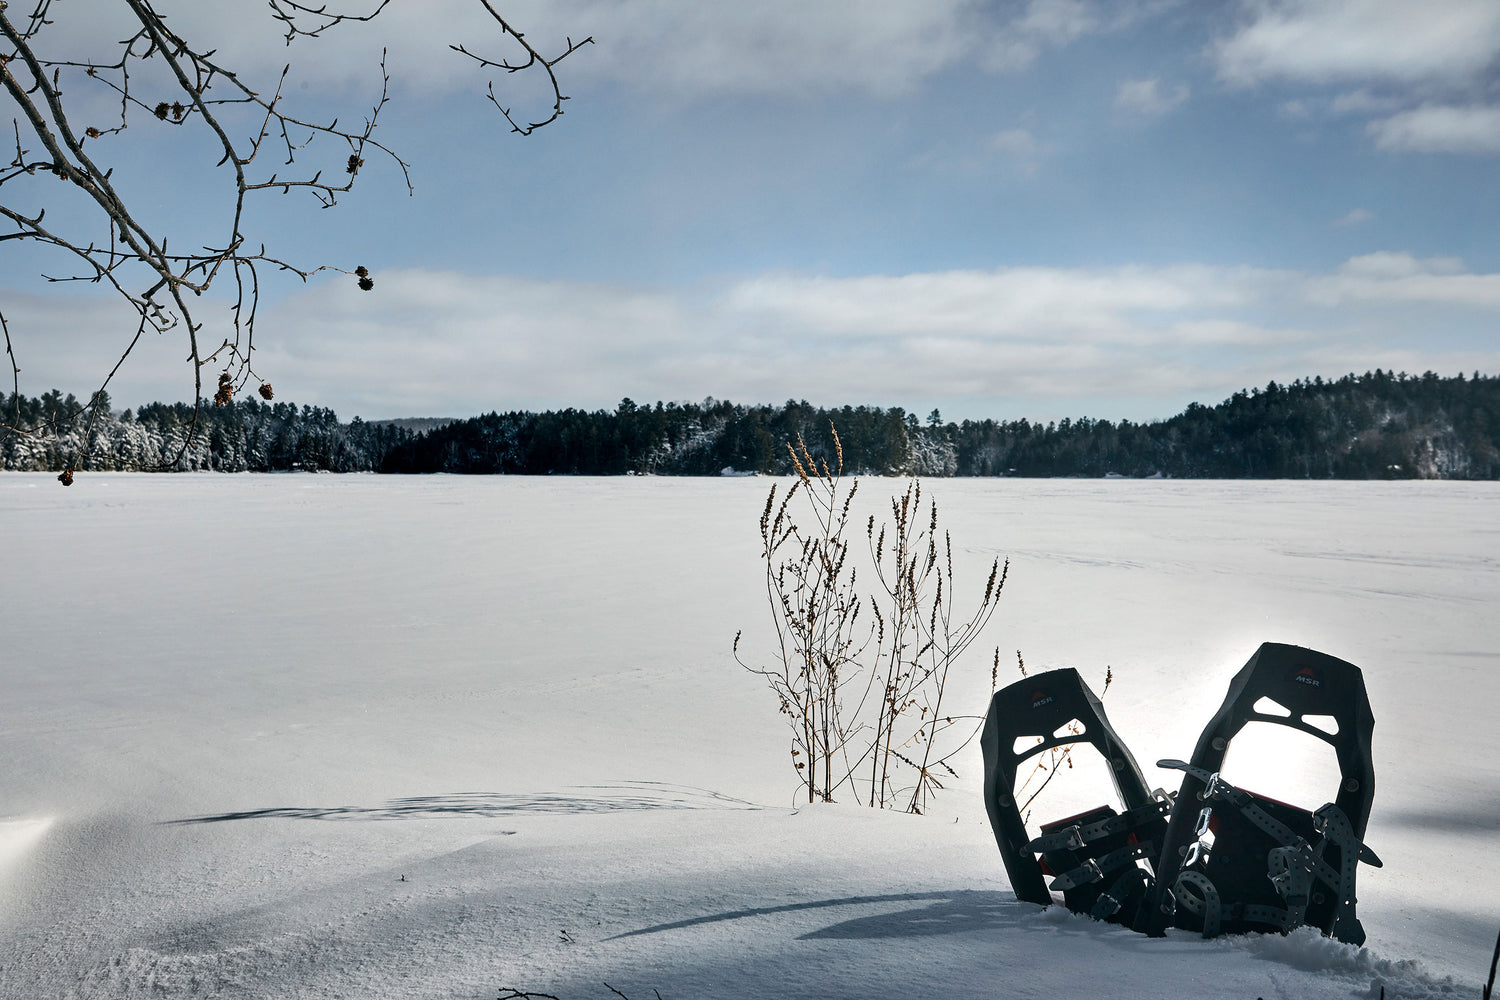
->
[5,370,1500,479]
[1,391,413,474]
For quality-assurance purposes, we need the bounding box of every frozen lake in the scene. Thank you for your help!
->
[2,473,1496,997]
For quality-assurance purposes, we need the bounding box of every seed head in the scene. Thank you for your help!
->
[258,383,274,400]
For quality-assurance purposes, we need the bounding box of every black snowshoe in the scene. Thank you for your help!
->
[1142,642,1381,943]
[981,642,1383,945]
[979,666,1172,928]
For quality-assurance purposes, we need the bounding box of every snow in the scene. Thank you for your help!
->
[1,473,1496,998]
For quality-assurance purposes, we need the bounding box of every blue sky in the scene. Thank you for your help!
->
[6,0,1500,422]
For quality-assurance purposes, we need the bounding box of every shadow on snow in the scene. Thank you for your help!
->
[610,890,1025,941]
[163,782,762,824]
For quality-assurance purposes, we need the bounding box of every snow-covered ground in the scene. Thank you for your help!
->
[1,473,1496,999]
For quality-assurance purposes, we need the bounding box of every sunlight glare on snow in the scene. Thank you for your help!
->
[1217,722,1345,811]
[0,818,52,873]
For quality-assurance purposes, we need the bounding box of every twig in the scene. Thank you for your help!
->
[1484,921,1499,1000]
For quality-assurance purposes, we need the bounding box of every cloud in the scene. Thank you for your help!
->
[1368,103,1500,153]
[1333,207,1374,227]
[1305,252,1500,306]
[1016,0,1101,45]
[13,254,1498,423]
[988,128,1052,175]
[1214,0,1500,88]
[1114,78,1190,117]
[527,0,986,98]
[44,0,984,99]
[258,256,1500,419]
[720,265,1260,341]
[553,0,1166,95]
[1211,3,1500,155]
[32,0,1165,104]
[1329,89,1403,115]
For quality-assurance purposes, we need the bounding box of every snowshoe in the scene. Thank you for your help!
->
[1143,642,1382,943]
[980,667,1173,927]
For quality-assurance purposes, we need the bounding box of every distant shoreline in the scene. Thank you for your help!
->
[7,370,1500,480]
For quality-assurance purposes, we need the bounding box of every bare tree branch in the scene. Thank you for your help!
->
[453,0,593,134]
[0,0,587,479]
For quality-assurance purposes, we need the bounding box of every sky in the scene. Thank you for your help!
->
[4,0,1500,423]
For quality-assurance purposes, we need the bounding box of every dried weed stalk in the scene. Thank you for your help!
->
[736,429,868,804]
[861,478,1006,813]
[736,425,1007,813]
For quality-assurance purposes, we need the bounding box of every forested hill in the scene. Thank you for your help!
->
[376,371,1500,478]
[5,370,1500,478]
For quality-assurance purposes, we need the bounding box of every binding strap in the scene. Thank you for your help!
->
[1026,796,1172,854]
[1267,844,1313,926]
[1173,875,1300,937]
[1312,802,1381,942]
[1090,866,1150,920]
[1049,840,1158,892]
[1172,870,1222,938]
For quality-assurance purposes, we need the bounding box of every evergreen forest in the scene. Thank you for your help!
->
[5,370,1500,479]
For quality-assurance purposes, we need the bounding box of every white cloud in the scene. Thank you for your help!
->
[1332,207,1374,227]
[1329,89,1403,115]
[48,1,983,100]
[1211,3,1500,155]
[44,0,1159,102]
[1368,103,1500,153]
[1017,0,1101,45]
[976,0,1105,74]
[531,0,985,98]
[13,254,1499,422]
[979,0,1173,74]
[1306,252,1500,306]
[1214,0,1500,88]
[546,0,1164,95]
[989,128,1052,175]
[278,256,1500,418]
[1114,78,1190,117]
[721,265,1258,342]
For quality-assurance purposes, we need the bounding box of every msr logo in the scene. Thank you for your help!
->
[1294,667,1321,688]
[1031,691,1055,709]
